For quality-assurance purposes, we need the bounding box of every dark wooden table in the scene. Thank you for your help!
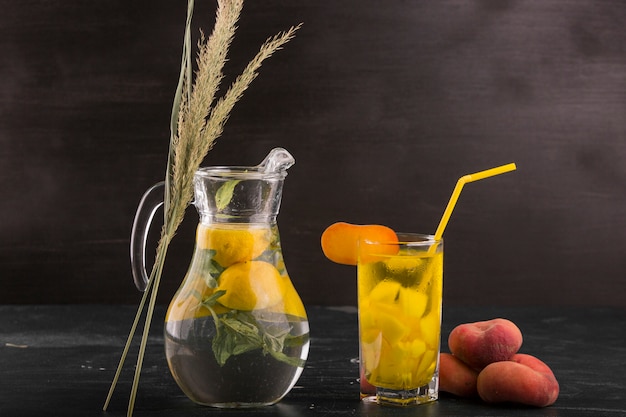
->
[1,305,625,417]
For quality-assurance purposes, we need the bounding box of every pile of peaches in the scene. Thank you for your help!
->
[441,318,559,406]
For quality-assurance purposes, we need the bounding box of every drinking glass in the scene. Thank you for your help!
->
[357,233,443,406]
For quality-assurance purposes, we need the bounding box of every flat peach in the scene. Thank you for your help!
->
[448,318,523,370]
[439,353,479,398]
[477,353,559,407]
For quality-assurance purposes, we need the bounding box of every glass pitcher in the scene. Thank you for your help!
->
[130,148,309,408]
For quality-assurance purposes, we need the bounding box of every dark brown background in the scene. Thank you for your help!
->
[1,0,625,307]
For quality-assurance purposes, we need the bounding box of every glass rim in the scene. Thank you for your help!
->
[360,232,442,246]
[195,166,288,180]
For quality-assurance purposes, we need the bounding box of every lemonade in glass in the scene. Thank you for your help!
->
[357,233,443,406]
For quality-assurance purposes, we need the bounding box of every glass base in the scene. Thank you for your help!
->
[196,401,279,408]
[361,375,439,407]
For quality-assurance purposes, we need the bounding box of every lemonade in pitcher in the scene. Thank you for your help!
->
[164,222,309,407]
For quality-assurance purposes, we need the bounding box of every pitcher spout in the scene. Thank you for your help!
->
[257,147,295,174]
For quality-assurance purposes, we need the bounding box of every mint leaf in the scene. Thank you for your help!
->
[215,180,241,211]
[195,249,222,288]
[201,289,227,307]
[267,348,306,368]
[211,310,306,368]
[212,314,262,365]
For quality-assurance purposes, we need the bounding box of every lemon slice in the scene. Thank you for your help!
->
[217,261,283,311]
[197,224,271,267]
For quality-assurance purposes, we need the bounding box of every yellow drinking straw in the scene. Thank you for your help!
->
[433,163,517,241]
[414,163,516,294]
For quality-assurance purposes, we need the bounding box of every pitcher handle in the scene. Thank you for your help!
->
[130,181,165,291]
